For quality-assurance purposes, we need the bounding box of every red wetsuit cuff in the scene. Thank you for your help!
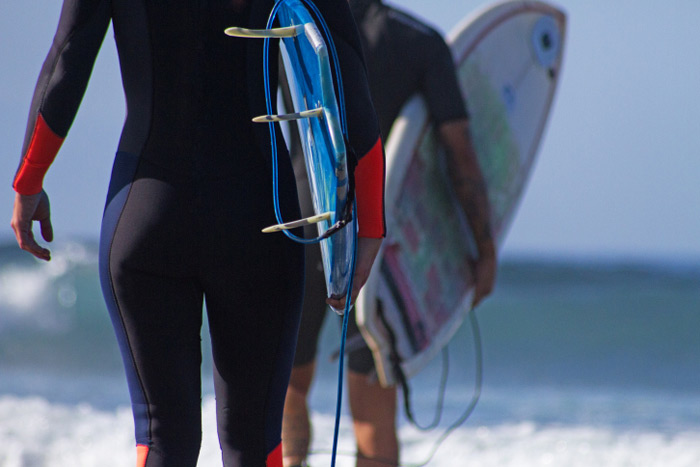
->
[13,113,64,195]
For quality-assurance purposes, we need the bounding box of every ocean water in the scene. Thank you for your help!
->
[1,239,699,466]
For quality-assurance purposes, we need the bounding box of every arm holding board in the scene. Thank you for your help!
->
[439,118,496,308]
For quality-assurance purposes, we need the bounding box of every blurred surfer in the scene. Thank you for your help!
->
[282,1,496,466]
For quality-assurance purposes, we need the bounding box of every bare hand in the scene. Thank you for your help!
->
[471,251,496,309]
[326,236,383,311]
[11,190,53,261]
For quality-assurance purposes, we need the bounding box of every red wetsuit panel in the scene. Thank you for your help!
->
[266,442,283,467]
[354,136,386,238]
[13,114,64,195]
[136,444,149,467]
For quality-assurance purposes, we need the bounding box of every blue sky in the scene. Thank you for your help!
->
[2,1,699,261]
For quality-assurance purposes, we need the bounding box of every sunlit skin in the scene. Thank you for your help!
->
[440,119,496,309]
[325,237,383,311]
[11,191,53,262]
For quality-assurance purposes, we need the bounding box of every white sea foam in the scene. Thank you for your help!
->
[0,241,96,328]
[0,395,134,467]
[1,394,699,467]
[398,423,700,467]
[2,247,699,465]
[0,266,50,312]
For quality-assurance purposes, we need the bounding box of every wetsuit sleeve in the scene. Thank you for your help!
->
[353,137,385,238]
[12,0,112,195]
[313,0,386,238]
[422,32,468,125]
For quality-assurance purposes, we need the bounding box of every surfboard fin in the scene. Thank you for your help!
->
[252,107,324,123]
[262,212,332,233]
[224,25,304,38]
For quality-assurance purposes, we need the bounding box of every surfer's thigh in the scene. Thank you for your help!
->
[99,159,207,462]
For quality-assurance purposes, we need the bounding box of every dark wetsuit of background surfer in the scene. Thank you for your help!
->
[12,1,384,466]
[292,0,466,375]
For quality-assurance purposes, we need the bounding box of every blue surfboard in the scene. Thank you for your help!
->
[227,0,355,301]
[226,5,359,464]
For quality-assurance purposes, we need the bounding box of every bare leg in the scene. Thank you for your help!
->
[283,362,316,467]
[348,371,399,467]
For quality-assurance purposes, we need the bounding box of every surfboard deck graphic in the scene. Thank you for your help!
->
[229,0,355,300]
[356,1,567,386]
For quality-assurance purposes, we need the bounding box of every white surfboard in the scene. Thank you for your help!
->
[356,1,567,386]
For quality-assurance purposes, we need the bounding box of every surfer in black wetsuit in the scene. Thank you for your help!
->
[10,1,385,466]
[282,1,496,466]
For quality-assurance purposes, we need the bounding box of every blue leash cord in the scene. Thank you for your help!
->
[262,0,349,245]
[331,213,357,467]
[260,1,357,465]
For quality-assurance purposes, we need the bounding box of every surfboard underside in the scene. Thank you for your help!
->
[357,1,567,386]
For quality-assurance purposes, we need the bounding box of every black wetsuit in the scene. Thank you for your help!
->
[293,0,467,375]
[12,1,383,466]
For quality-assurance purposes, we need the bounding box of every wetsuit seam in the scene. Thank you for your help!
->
[108,0,157,436]
[104,8,157,447]
[106,157,154,448]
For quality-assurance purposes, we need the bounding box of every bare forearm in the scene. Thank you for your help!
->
[440,120,494,257]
